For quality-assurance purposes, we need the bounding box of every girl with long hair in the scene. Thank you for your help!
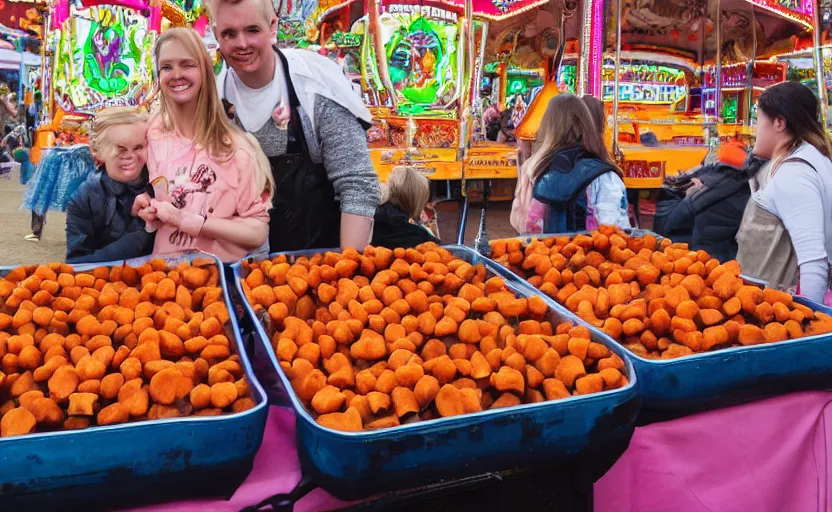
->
[134,27,275,262]
[511,93,630,233]
[736,81,832,304]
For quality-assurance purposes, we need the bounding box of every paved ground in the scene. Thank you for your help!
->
[0,173,67,266]
[0,171,516,266]
[435,199,515,246]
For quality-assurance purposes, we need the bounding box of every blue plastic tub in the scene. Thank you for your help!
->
[488,232,832,412]
[0,253,269,501]
[233,244,641,500]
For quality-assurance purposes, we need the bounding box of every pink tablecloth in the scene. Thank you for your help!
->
[595,391,832,512]
[131,408,348,512]
[136,391,832,512]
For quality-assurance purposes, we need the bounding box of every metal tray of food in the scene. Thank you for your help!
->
[0,252,269,500]
[488,231,832,412]
[232,244,640,500]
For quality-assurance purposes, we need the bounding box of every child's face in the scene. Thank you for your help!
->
[102,123,147,183]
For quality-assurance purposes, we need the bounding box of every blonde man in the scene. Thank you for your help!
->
[206,0,380,252]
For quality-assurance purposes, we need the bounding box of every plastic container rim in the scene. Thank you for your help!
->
[232,244,638,440]
[0,251,269,443]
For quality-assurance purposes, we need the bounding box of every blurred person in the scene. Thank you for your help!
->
[654,147,769,262]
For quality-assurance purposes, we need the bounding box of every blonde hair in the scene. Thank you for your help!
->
[154,27,274,200]
[385,167,430,220]
[205,0,276,26]
[525,94,619,181]
[90,106,150,159]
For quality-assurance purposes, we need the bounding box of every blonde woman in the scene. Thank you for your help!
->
[65,107,154,263]
[511,94,629,234]
[371,167,439,248]
[133,27,275,262]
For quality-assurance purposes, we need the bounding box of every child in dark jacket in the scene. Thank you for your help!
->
[65,107,154,264]
[372,167,439,248]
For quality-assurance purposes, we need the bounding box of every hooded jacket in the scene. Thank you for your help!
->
[371,203,440,249]
[654,155,768,262]
[65,169,155,264]
[532,145,622,232]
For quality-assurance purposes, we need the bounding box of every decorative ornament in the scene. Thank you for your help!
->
[272,104,290,130]
[491,0,514,14]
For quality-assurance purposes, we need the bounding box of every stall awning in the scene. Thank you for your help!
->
[0,49,40,70]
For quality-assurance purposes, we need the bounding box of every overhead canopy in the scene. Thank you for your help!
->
[0,49,41,70]
[441,0,551,20]
[313,0,553,25]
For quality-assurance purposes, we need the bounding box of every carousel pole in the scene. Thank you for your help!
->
[578,0,602,96]
[612,0,623,166]
[367,0,397,110]
[713,0,722,148]
[813,0,830,128]
[746,5,756,127]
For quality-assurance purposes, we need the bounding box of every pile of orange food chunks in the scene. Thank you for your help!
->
[241,243,629,432]
[491,227,832,360]
[0,258,255,438]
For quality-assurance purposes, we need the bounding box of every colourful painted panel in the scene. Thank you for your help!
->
[53,5,153,114]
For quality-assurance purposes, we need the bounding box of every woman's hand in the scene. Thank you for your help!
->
[151,199,205,236]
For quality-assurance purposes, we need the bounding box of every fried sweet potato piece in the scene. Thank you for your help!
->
[1,407,36,437]
[48,366,79,402]
[575,374,604,395]
[67,393,98,416]
[738,324,766,345]
[210,382,239,409]
[555,355,586,388]
[490,366,524,395]
[97,403,130,426]
[311,385,346,414]
[316,407,363,432]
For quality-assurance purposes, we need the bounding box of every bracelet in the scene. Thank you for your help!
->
[179,214,206,237]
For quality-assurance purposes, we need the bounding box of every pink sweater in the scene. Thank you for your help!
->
[147,118,270,262]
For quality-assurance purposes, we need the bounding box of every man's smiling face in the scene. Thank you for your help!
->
[214,0,277,85]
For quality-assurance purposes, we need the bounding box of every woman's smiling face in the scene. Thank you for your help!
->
[157,39,203,106]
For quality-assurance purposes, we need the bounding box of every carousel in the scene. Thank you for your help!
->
[32,0,205,163]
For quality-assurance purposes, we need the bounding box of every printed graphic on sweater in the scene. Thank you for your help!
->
[167,163,217,247]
